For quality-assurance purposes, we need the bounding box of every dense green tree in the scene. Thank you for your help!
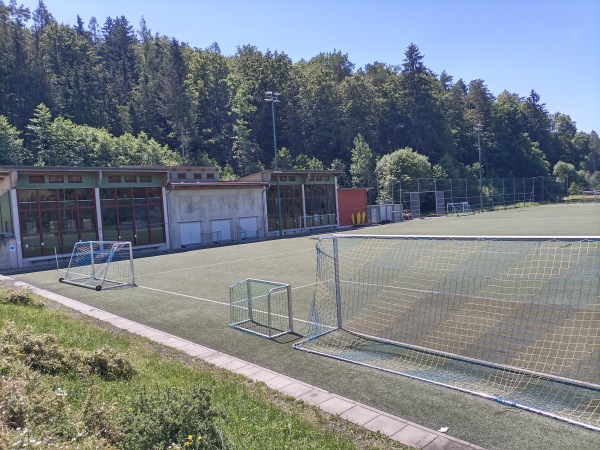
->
[330,157,349,187]
[0,1,596,186]
[25,102,52,164]
[552,160,576,182]
[489,91,549,177]
[0,114,30,164]
[349,134,375,189]
[159,38,193,155]
[550,113,578,165]
[521,90,554,164]
[399,43,451,160]
[293,59,343,163]
[99,15,138,134]
[276,147,294,170]
[294,153,324,170]
[375,147,433,201]
[187,43,231,165]
[585,131,600,173]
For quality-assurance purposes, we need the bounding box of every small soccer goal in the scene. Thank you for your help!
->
[59,241,136,291]
[229,278,294,339]
[446,201,474,215]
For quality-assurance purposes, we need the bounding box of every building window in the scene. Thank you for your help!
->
[193,173,202,180]
[304,184,336,228]
[108,175,121,183]
[49,175,64,183]
[315,176,322,181]
[280,176,287,181]
[28,175,44,184]
[288,176,296,181]
[139,175,152,182]
[323,176,330,181]
[206,173,215,180]
[67,175,82,183]
[176,173,187,180]
[17,188,97,258]
[100,187,165,247]
[124,175,137,183]
[266,184,303,232]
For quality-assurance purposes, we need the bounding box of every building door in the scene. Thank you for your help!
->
[179,221,201,246]
[239,217,258,239]
[211,219,231,243]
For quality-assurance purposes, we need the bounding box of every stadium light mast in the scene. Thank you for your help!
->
[476,123,484,211]
[265,91,283,237]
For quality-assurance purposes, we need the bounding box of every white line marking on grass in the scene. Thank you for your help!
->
[138,284,317,326]
[136,248,314,278]
[138,285,228,305]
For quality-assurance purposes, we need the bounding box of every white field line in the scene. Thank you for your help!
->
[135,248,314,279]
[137,282,316,325]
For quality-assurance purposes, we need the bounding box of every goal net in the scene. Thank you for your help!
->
[59,241,136,291]
[446,201,474,215]
[294,235,600,431]
[230,278,294,339]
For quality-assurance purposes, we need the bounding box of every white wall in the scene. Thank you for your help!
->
[168,187,265,248]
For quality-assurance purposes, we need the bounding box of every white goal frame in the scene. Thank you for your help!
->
[230,278,294,339]
[295,234,600,431]
[446,201,474,215]
[59,241,136,291]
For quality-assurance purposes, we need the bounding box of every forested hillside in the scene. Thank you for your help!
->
[1,0,598,191]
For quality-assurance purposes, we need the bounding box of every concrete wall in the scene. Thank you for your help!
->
[0,237,18,270]
[167,187,266,248]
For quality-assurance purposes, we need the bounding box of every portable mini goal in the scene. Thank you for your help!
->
[59,241,136,291]
[446,201,474,215]
[295,235,600,431]
[229,278,293,339]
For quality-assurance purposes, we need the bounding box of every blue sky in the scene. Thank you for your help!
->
[17,0,600,134]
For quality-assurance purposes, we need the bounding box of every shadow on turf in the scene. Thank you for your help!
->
[271,332,304,344]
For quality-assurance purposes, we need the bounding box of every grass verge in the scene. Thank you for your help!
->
[0,286,411,449]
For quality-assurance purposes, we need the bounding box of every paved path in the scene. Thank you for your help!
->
[2,275,484,450]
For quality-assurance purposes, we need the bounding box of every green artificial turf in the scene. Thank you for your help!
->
[10,203,600,450]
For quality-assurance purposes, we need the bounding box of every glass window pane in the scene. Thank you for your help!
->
[22,234,41,258]
[38,189,57,209]
[18,190,37,210]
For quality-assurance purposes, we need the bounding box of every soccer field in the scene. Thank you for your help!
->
[10,203,600,450]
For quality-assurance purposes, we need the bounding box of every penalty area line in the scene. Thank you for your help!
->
[138,285,228,306]
[138,284,315,326]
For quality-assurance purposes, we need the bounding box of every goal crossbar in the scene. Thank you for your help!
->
[295,234,600,431]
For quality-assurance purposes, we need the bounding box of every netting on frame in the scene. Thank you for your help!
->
[446,202,474,216]
[294,235,600,431]
[230,278,294,339]
[59,241,136,291]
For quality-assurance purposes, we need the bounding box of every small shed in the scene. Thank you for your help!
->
[337,188,368,226]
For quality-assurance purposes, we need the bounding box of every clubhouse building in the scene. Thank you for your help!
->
[0,166,342,270]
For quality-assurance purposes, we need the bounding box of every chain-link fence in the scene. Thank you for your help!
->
[382,177,568,217]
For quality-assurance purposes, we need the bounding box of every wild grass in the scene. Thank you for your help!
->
[0,286,408,449]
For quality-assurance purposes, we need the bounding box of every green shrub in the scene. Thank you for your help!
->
[0,287,44,308]
[0,322,136,380]
[0,362,75,436]
[85,346,137,381]
[117,384,228,450]
[0,322,79,375]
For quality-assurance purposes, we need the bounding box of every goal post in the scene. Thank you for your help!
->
[446,201,474,215]
[59,241,136,291]
[230,278,294,339]
[295,234,600,431]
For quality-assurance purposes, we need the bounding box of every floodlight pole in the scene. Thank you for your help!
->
[265,91,283,237]
[476,123,483,211]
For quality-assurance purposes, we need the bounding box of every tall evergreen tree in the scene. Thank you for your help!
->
[99,15,138,134]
